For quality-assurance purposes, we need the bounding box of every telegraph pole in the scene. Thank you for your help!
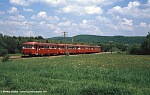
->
[63,32,68,56]
[72,36,74,43]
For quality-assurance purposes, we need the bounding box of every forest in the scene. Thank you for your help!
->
[0,33,150,56]
[50,35,145,44]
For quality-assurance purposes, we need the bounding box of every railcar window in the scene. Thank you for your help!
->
[43,45,49,48]
[58,46,64,49]
[23,44,35,48]
[49,46,57,49]
[39,46,43,48]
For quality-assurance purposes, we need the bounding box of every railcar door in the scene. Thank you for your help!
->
[35,45,39,55]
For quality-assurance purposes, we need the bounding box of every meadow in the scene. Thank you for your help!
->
[0,53,150,95]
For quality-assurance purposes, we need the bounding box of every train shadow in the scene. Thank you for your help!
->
[21,54,60,58]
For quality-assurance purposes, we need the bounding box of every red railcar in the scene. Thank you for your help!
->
[22,42,101,56]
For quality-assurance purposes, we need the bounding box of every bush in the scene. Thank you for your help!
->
[129,45,142,55]
[0,48,8,56]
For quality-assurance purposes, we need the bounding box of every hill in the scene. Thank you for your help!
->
[49,35,145,44]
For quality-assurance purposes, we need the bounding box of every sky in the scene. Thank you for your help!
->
[0,0,150,38]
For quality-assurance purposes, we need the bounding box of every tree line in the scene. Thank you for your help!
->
[0,34,45,56]
[99,33,150,55]
[0,33,150,56]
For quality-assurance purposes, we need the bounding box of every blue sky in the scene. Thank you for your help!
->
[0,0,150,38]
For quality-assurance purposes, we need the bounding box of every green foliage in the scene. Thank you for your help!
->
[49,35,146,53]
[0,47,8,56]
[50,35,145,45]
[142,33,150,55]
[0,33,50,54]
[0,54,150,94]
[129,44,142,55]
[0,33,146,55]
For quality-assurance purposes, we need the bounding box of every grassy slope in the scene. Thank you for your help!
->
[0,54,150,95]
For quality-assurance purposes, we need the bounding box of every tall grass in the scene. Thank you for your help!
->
[0,54,150,95]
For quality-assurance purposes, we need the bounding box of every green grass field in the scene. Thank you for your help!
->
[0,53,150,95]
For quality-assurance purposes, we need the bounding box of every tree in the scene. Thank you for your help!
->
[129,44,142,55]
[0,47,8,56]
[142,33,150,55]
[4,36,17,54]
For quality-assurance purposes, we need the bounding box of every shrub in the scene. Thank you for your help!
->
[0,48,8,56]
[129,44,142,55]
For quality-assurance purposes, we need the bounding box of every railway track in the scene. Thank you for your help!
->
[0,52,114,60]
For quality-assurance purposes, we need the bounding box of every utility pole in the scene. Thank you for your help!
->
[72,36,74,43]
[63,32,68,56]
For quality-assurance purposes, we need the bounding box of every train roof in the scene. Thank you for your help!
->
[23,42,57,45]
[23,42,38,45]
[23,42,100,47]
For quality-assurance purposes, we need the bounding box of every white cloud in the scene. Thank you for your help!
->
[82,20,88,24]
[8,15,25,21]
[0,21,25,36]
[9,0,120,7]
[58,21,71,27]
[127,1,140,8]
[67,0,121,6]
[40,21,45,25]
[41,0,66,6]
[61,5,78,13]
[9,0,29,6]
[60,5,103,15]
[37,11,48,18]
[8,0,118,16]
[47,24,56,30]
[82,20,95,24]
[96,16,111,24]
[148,24,150,27]
[84,5,103,14]
[24,30,35,36]
[0,11,5,14]
[79,20,103,35]
[7,7,18,14]
[54,20,103,36]
[121,18,133,26]
[4,0,149,37]
[139,22,147,28]
[108,1,150,18]
[118,18,133,31]
[31,11,59,21]
[95,16,119,32]
[23,8,34,12]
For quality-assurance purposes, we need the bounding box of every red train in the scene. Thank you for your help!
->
[22,42,101,56]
